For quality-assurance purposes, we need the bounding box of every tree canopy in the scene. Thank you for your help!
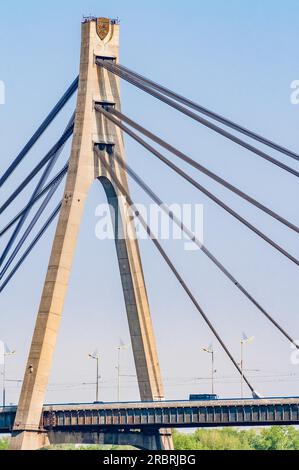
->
[173,426,299,450]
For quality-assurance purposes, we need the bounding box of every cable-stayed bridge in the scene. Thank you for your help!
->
[0,17,298,450]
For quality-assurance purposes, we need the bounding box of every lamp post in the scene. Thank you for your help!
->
[1,344,15,408]
[240,333,254,398]
[116,340,128,402]
[88,352,100,402]
[202,344,216,394]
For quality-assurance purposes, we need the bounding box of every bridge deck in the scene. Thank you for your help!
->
[1,398,299,433]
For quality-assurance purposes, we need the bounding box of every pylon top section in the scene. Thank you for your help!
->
[82,16,120,24]
[81,16,120,45]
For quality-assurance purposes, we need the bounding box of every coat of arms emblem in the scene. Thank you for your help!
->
[96,18,110,40]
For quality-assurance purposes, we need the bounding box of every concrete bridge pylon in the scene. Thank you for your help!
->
[10,17,173,451]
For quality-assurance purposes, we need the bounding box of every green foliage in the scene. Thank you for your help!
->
[250,426,299,450]
[173,426,299,451]
[173,428,252,450]
[0,438,9,450]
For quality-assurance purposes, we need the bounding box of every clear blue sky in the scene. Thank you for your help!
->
[0,0,299,405]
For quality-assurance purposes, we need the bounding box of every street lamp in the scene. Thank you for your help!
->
[0,343,16,408]
[202,344,216,394]
[88,351,100,402]
[240,333,254,398]
[116,339,128,402]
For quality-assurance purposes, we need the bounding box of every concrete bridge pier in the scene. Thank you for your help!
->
[10,430,50,451]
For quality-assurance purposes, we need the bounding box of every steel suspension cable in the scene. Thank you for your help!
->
[0,202,62,293]
[96,147,256,396]
[0,177,63,280]
[0,163,68,237]
[0,115,74,267]
[0,77,78,187]
[96,106,299,267]
[0,124,73,215]
[107,149,298,348]
[107,107,299,235]
[96,60,299,178]
[114,62,299,163]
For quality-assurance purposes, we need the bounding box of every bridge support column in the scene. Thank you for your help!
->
[10,431,50,451]
[10,17,172,451]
